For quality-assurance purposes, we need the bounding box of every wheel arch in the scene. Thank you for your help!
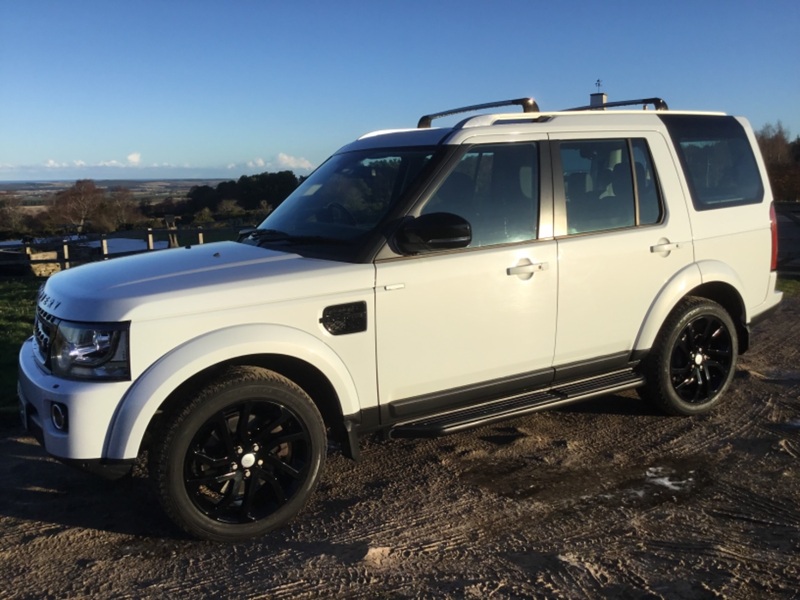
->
[104,324,361,461]
[634,261,749,355]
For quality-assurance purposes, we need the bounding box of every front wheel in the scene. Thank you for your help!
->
[640,297,738,416]
[153,366,326,542]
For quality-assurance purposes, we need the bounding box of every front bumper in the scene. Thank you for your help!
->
[17,337,134,464]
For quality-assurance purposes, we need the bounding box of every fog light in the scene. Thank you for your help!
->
[51,403,68,432]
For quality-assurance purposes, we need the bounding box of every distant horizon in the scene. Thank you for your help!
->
[0,174,285,190]
[0,177,233,185]
[0,166,310,185]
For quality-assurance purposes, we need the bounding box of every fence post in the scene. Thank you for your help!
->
[197,227,204,245]
[61,240,70,270]
[101,234,109,259]
[147,229,154,251]
[165,215,179,248]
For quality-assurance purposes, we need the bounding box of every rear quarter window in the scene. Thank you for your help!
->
[661,115,763,210]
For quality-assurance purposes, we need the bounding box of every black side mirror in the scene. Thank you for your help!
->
[395,212,472,254]
[237,227,257,242]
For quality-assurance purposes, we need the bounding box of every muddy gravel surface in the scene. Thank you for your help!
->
[2,295,799,599]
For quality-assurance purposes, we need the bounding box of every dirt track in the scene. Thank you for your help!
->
[1,294,799,599]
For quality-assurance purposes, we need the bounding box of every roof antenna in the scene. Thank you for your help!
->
[590,79,607,108]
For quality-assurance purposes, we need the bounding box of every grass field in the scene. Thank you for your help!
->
[0,277,40,421]
[1,274,798,421]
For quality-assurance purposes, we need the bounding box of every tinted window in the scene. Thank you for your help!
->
[661,115,763,210]
[260,148,436,242]
[422,143,539,247]
[561,139,662,234]
[632,139,663,225]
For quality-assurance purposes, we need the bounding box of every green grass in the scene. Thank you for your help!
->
[777,276,800,297]
[0,277,40,420]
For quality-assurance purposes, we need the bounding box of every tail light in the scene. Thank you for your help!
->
[769,202,779,272]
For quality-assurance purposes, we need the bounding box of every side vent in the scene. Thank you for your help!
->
[320,302,368,335]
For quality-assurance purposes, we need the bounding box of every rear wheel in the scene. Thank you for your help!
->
[153,366,326,542]
[641,297,738,415]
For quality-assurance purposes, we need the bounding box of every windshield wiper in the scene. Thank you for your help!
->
[247,228,290,240]
[248,229,351,246]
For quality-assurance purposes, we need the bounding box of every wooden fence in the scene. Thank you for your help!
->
[0,226,241,277]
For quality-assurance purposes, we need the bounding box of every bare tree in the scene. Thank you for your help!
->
[757,122,791,166]
[109,186,143,229]
[51,180,105,233]
[0,193,26,236]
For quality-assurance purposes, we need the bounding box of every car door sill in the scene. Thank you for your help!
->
[389,368,644,438]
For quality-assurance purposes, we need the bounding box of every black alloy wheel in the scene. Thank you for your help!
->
[641,297,738,416]
[669,313,734,404]
[154,366,326,542]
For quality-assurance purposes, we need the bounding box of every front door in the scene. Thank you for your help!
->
[374,140,558,419]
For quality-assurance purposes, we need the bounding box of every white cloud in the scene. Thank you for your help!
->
[275,152,313,171]
[242,153,314,173]
[127,152,142,166]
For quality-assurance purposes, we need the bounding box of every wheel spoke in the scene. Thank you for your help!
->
[264,453,304,479]
[213,413,236,456]
[706,347,730,359]
[262,430,309,452]
[252,406,292,440]
[259,469,288,505]
[691,366,704,401]
[190,449,230,471]
[676,333,692,357]
[236,401,253,441]
[206,481,243,518]
[240,476,262,520]
[187,469,237,489]
[701,317,716,343]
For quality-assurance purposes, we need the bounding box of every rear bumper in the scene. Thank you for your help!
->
[749,274,783,327]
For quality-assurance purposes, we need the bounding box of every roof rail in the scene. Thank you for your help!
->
[417,97,539,128]
[564,97,669,111]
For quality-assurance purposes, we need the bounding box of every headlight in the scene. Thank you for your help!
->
[50,321,130,380]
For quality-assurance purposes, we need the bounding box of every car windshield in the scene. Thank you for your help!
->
[253,147,438,251]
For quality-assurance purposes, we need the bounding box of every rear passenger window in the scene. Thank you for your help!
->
[561,138,663,234]
[661,115,763,210]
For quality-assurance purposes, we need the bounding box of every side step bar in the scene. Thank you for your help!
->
[390,369,644,439]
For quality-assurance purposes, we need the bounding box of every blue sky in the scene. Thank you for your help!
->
[1,0,798,182]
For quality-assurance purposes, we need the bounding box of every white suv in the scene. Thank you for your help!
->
[18,96,783,541]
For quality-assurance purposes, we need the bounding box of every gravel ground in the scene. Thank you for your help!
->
[1,293,799,599]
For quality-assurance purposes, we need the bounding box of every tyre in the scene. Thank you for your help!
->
[153,366,326,542]
[640,297,738,416]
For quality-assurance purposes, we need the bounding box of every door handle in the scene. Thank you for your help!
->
[506,260,548,277]
[650,239,687,255]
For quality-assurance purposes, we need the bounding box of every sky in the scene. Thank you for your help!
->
[1,0,798,182]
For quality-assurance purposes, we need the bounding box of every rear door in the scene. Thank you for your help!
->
[552,132,695,370]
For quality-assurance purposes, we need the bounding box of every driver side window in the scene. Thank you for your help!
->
[421,143,539,247]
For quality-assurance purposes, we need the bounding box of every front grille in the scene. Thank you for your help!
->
[33,306,57,366]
